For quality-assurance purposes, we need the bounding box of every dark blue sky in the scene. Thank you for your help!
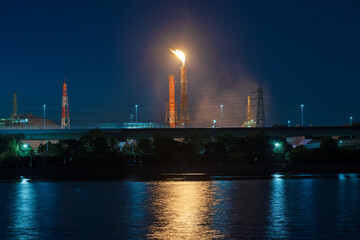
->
[1,0,359,126]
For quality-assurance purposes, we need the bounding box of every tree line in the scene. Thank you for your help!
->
[0,129,359,168]
[135,132,360,165]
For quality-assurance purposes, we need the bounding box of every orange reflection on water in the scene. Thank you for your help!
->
[147,181,223,239]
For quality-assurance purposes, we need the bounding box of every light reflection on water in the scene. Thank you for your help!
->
[267,177,288,239]
[146,181,223,239]
[12,179,39,239]
[337,174,360,235]
[0,175,359,239]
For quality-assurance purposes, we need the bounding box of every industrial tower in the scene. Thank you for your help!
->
[256,85,265,127]
[179,65,190,126]
[170,48,190,127]
[165,75,178,128]
[61,78,70,129]
[242,96,256,127]
[11,93,17,118]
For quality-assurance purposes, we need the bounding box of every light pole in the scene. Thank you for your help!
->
[43,105,46,128]
[135,105,138,123]
[220,105,223,128]
[350,116,353,139]
[300,104,304,127]
[288,120,290,127]
[25,118,28,129]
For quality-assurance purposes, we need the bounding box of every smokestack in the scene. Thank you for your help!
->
[12,93,17,118]
[165,75,177,128]
[61,78,70,129]
[179,65,190,126]
[169,75,176,128]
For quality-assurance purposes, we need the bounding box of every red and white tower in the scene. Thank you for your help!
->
[61,78,70,129]
[165,75,177,128]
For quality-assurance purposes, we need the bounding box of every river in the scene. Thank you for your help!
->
[0,174,359,239]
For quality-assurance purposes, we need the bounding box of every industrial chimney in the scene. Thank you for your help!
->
[170,49,190,127]
[12,93,17,118]
[165,75,177,128]
[179,65,190,127]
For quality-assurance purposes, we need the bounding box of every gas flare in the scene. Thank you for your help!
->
[170,49,185,66]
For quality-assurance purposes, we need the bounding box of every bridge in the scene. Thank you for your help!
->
[0,127,359,140]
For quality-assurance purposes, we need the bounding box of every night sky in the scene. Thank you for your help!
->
[1,0,359,127]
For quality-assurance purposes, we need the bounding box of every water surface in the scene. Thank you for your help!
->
[0,174,359,239]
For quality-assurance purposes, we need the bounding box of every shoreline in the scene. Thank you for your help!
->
[1,164,360,180]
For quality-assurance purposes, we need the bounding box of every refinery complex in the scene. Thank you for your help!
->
[0,78,70,129]
[165,49,265,129]
[0,49,266,129]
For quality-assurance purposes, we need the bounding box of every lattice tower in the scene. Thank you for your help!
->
[256,85,265,127]
[61,78,70,129]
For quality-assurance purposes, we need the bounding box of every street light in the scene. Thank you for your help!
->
[300,104,304,127]
[350,116,353,127]
[25,118,28,129]
[273,141,283,153]
[135,105,138,123]
[213,119,217,128]
[288,120,290,127]
[220,105,223,128]
[43,105,46,128]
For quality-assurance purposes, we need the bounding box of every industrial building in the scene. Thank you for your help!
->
[0,93,58,129]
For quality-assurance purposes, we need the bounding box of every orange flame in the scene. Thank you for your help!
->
[170,48,185,65]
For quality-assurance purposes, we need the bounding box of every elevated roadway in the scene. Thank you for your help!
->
[0,127,359,140]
